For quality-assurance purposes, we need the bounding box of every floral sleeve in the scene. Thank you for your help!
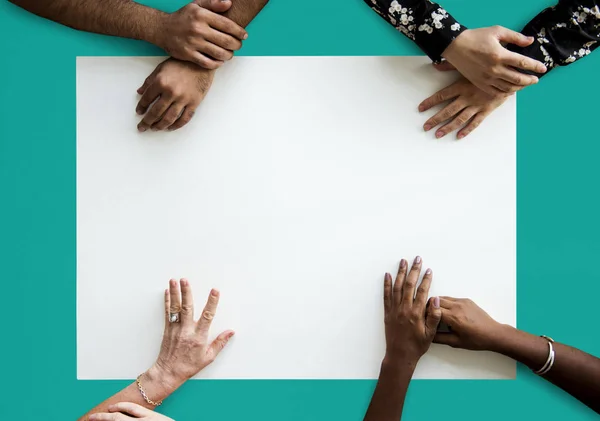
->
[364,0,467,63]
[508,1,600,77]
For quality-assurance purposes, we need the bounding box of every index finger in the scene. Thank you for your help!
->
[197,288,220,333]
[206,13,248,40]
[503,52,547,74]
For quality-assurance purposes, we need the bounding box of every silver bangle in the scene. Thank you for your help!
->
[534,335,555,376]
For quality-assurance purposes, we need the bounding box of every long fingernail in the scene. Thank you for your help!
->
[434,296,440,308]
[385,272,392,282]
[435,131,444,138]
[423,124,431,131]
[425,268,432,275]
[414,256,421,264]
[400,259,407,269]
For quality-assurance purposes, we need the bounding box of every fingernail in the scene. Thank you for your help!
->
[457,133,465,140]
[539,65,547,73]
[243,34,249,40]
[170,279,176,287]
[419,105,425,112]
[228,331,235,338]
[151,127,159,132]
[435,131,444,138]
[400,259,407,269]
[138,126,146,132]
[434,296,440,308]
[385,272,392,282]
[211,289,219,297]
[414,256,421,264]
[165,289,169,295]
[136,108,143,115]
[89,416,97,421]
[425,268,432,275]
[423,124,431,131]
[180,279,188,287]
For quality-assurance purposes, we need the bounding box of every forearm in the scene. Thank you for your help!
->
[8,0,165,45]
[78,364,185,420]
[220,0,269,28]
[508,0,600,77]
[491,325,600,413]
[364,357,416,421]
[364,0,466,62]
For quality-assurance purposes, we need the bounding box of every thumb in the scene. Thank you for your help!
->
[207,330,235,360]
[425,296,442,339]
[496,27,534,47]
[194,0,232,13]
[433,61,456,72]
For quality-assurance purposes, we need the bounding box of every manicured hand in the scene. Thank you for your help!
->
[418,77,510,139]
[136,58,215,132]
[434,297,505,351]
[154,0,247,70]
[89,403,174,420]
[440,26,547,95]
[383,257,441,364]
[151,279,234,384]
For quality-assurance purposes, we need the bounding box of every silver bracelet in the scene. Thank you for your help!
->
[534,335,555,376]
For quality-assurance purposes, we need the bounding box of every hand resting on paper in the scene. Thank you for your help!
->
[418,78,510,139]
[434,297,600,414]
[80,279,234,420]
[90,402,174,421]
[136,58,215,132]
[364,256,442,421]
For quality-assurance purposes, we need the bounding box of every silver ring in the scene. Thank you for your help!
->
[169,312,180,323]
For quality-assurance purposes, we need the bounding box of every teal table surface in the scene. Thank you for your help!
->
[1,1,599,420]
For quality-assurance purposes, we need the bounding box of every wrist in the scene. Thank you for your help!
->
[486,323,518,354]
[441,29,468,62]
[143,363,186,399]
[382,352,420,374]
[143,9,171,48]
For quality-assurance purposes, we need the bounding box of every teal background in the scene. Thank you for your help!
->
[1,0,599,419]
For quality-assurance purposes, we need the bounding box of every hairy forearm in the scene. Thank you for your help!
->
[9,0,164,44]
[221,0,269,28]
[78,364,185,420]
[364,358,416,421]
[492,325,600,413]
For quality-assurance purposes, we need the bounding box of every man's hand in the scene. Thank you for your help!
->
[136,58,215,132]
[418,78,510,139]
[433,297,506,352]
[440,26,547,95]
[383,257,441,364]
[154,0,248,70]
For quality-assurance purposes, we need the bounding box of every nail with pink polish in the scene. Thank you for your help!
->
[414,256,421,264]
[434,296,440,308]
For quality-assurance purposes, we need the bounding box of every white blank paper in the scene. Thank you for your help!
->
[77,56,516,380]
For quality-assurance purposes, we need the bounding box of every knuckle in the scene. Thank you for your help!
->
[202,310,215,320]
[489,52,501,63]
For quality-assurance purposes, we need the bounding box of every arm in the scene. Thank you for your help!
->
[79,279,235,420]
[435,298,600,414]
[364,0,466,63]
[508,0,600,77]
[135,0,269,132]
[364,257,442,421]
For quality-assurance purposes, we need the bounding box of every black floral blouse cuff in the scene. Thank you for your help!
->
[507,1,600,78]
[365,0,467,63]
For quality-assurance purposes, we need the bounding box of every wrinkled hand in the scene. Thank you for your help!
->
[440,26,547,95]
[136,58,215,132]
[383,257,441,364]
[153,279,234,384]
[90,403,173,421]
[418,77,510,139]
[154,0,247,70]
[434,297,505,351]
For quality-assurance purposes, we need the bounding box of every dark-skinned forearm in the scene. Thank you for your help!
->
[364,358,416,421]
[491,325,600,413]
[8,0,164,44]
[220,0,269,28]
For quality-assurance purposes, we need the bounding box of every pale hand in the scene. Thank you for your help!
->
[153,279,234,385]
[154,0,247,70]
[136,58,215,132]
[440,26,547,95]
[434,297,506,351]
[89,402,174,420]
[418,77,510,139]
[383,257,441,364]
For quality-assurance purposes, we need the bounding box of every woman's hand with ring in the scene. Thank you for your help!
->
[150,279,235,386]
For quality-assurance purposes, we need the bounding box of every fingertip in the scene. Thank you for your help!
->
[384,272,392,282]
[210,288,220,297]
